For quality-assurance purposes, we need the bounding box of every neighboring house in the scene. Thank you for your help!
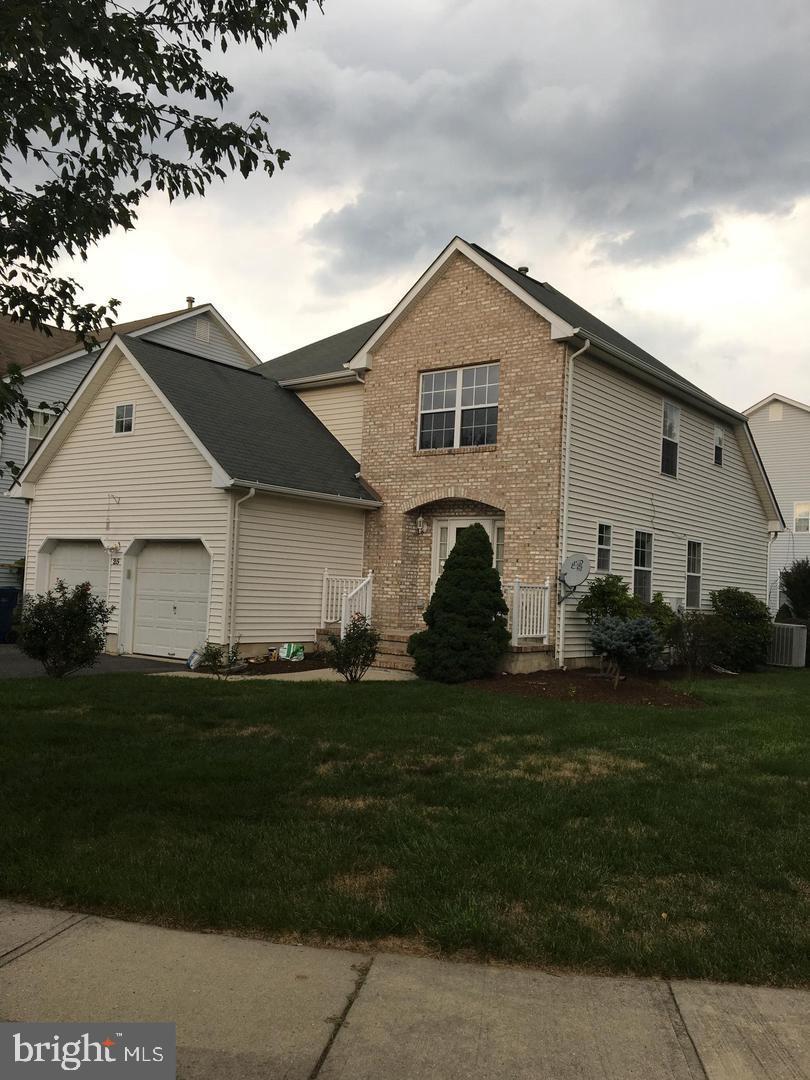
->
[11,237,782,667]
[745,393,810,612]
[0,304,257,587]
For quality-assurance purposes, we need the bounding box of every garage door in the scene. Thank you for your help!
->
[133,541,210,658]
[49,541,108,599]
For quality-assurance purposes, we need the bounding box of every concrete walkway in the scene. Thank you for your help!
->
[0,902,807,1079]
[154,666,416,681]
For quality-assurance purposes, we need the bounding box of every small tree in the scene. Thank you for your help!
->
[17,580,114,677]
[577,574,646,624]
[590,616,662,688]
[669,611,723,674]
[781,559,810,619]
[408,523,509,683]
[709,587,772,671]
[327,614,380,683]
[199,639,242,679]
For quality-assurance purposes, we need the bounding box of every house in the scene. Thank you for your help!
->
[745,393,810,612]
[0,304,257,588]
[10,237,782,667]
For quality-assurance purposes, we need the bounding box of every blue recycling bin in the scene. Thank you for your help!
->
[0,587,21,644]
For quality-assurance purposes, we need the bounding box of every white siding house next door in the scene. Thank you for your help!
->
[49,541,109,599]
[133,541,210,658]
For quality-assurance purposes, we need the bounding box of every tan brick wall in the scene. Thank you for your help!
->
[361,252,567,637]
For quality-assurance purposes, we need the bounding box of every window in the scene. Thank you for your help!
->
[418,362,499,449]
[494,525,505,576]
[596,523,612,572]
[114,404,134,434]
[795,503,810,533]
[686,540,702,609]
[661,402,680,477]
[633,530,653,602]
[195,317,210,343]
[27,410,56,456]
[714,426,724,466]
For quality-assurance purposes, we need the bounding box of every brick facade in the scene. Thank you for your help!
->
[360,252,567,639]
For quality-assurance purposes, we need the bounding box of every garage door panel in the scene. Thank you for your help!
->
[48,541,108,600]
[133,542,210,659]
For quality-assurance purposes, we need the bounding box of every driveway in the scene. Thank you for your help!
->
[0,645,181,678]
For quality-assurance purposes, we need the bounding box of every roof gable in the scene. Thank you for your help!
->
[745,392,810,417]
[260,315,387,382]
[0,317,76,375]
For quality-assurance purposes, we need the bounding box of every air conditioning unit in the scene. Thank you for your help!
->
[768,623,807,668]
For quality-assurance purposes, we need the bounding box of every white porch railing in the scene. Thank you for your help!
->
[340,572,373,638]
[322,570,366,625]
[509,578,550,646]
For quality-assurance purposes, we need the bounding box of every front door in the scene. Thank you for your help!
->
[431,517,504,592]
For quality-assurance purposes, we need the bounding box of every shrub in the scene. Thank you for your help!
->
[577,574,645,624]
[709,588,772,672]
[781,559,810,618]
[17,580,114,678]
[408,523,510,683]
[327,613,380,683]
[199,639,242,678]
[646,591,678,644]
[670,611,723,674]
[589,616,662,688]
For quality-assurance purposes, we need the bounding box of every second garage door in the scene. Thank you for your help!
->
[133,541,210,658]
[49,540,109,598]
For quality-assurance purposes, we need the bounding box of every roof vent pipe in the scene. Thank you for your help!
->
[186,296,195,309]
[517,266,529,274]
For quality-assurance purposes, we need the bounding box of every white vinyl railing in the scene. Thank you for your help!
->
[340,572,373,638]
[509,578,551,646]
[321,570,366,626]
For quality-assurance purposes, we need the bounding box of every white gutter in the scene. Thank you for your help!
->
[228,487,256,650]
[278,370,363,389]
[557,338,591,667]
[228,478,381,510]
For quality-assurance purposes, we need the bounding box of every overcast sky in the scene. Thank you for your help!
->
[60,0,810,410]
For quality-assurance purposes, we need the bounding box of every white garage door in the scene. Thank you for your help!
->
[49,541,108,599]
[133,541,210,658]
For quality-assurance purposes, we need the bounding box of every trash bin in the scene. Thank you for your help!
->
[0,587,20,644]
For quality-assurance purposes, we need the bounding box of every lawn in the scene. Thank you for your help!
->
[1,670,808,986]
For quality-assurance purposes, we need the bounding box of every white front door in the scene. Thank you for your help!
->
[133,541,210,658]
[431,517,504,591]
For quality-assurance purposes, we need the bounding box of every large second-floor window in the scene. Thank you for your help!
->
[419,362,499,449]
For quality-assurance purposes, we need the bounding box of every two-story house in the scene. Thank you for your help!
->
[745,393,810,612]
[10,237,782,667]
[0,304,259,589]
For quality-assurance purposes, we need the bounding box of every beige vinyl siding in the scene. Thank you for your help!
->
[234,492,366,644]
[747,400,810,610]
[561,357,770,659]
[295,382,364,460]
[24,352,232,643]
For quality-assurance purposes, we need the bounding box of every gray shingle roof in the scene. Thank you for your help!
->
[260,315,387,381]
[124,336,378,504]
[470,242,733,416]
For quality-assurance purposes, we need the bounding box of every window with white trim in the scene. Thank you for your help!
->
[686,540,702,609]
[661,401,680,477]
[27,410,56,456]
[494,525,505,577]
[795,502,810,533]
[633,530,653,602]
[114,403,134,434]
[714,426,724,466]
[418,362,499,449]
[596,523,612,572]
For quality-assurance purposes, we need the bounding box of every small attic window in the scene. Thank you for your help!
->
[195,317,210,344]
[114,403,134,434]
[768,401,783,421]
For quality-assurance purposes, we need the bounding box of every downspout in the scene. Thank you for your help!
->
[557,338,591,667]
[766,529,778,614]
[228,487,256,650]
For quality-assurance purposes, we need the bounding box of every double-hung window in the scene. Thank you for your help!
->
[633,530,653,602]
[596,523,612,571]
[686,541,702,609]
[419,362,499,449]
[114,404,134,434]
[714,426,724,466]
[661,402,680,477]
[795,503,810,533]
[27,410,56,457]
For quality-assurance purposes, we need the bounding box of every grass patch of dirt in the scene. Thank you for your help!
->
[469,667,703,707]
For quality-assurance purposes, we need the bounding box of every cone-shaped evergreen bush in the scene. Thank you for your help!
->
[408,522,510,682]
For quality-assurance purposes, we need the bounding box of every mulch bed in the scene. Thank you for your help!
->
[469,667,704,707]
[200,654,328,677]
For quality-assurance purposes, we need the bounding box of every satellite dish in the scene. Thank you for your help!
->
[560,554,591,589]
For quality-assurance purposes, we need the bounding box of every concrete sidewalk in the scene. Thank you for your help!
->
[0,902,807,1080]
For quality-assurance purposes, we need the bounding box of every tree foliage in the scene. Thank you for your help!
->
[16,579,114,677]
[0,0,318,465]
[327,613,380,683]
[708,587,772,671]
[781,559,810,619]
[577,574,645,624]
[408,523,510,683]
[589,616,661,688]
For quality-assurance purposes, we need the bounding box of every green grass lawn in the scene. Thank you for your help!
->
[1,670,808,985]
